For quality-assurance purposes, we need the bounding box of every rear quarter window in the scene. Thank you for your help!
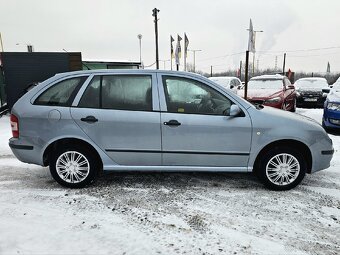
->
[34,76,87,106]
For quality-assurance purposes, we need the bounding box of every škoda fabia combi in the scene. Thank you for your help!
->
[9,70,333,190]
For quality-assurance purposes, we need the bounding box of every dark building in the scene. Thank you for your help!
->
[0,52,82,109]
[0,52,142,110]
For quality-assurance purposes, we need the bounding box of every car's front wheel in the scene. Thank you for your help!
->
[50,146,99,188]
[256,147,306,190]
[290,99,297,112]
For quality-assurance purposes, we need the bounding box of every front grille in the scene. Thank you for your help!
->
[300,91,322,97]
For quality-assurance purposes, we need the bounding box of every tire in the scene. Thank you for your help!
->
[290,99,297,112]
[256,146,306,191]
[49,146,99,188]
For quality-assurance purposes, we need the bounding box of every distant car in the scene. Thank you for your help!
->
[208,76,242,93]
[295,77,330,108]
[9,70,333,190]
[323,81,340,130]
[238,74,296,112]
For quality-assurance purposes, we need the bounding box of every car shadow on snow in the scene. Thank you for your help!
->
[94,171,263,190]
[325,129,340,136]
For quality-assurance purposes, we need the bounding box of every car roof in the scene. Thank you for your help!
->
[208,76,239,80]
[55,69,205,79]
[250,74,285,80]
[296,77,327,81]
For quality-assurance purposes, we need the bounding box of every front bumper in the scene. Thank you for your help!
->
[297,96,325,107]
[309,134,334,173]
[323,107,340,129]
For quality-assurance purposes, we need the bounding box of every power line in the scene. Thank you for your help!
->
[257,46,340,54]
[196,51,244,63]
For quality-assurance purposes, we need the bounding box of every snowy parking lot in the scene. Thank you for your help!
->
[0,108,339,255]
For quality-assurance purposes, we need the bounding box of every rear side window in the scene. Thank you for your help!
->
[78,75,152,111]
[35,77,86,106]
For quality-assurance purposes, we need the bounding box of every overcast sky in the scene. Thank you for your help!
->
[1,0,340,74]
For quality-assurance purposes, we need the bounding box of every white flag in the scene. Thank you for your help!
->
[248,19,255,53]
[175,34,182,65]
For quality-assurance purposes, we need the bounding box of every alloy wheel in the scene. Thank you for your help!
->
[55,151,90,184]
[265,153,300,186]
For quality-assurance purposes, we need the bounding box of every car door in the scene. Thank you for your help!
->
[158,74,252,169]
[70,73,161,166]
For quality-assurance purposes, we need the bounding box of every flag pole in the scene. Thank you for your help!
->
[184,33,186,72]
[170,36,173,71]
[0,32,4,52]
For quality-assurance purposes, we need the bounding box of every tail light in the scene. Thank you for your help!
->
[10,114,19,138]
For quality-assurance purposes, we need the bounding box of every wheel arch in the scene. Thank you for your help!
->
[253,139,312,174]
[43,137,103,171]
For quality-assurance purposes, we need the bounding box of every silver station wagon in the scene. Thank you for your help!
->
[9,70,334,190]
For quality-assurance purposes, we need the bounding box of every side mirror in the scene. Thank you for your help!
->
[230,85,235,89]
[229,105,242,117]
[330,85,333,88]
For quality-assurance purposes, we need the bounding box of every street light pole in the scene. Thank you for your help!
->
[188,49,202,72]
[159,59,170,69]
[137,34,142,67]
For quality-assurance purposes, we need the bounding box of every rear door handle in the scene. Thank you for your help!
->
[164,120,181,126]
[81,116,98,123]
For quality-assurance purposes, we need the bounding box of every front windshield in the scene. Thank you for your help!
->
[295,79,328,88]
[332,82,340,90]
[248,79,283,89]
[210,78,231,87]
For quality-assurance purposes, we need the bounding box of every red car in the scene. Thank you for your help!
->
[238,74,297,112]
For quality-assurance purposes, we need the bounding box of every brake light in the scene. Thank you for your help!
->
[10,114,19,138]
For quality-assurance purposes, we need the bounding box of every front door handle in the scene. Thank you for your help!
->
[81,116,98,123]
[164,120,181,126]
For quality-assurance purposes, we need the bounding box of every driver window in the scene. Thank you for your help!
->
[163,76,232,115]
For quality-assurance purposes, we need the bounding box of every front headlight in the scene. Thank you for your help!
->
[327,102,340,111]
[266,97,281,103]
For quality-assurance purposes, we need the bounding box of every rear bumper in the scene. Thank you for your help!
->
[9,138,44,166]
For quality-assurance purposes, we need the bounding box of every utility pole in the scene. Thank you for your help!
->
[275,56,278,70]
[282,53,286,76]
[188,49,202,72]
[239,61,242,80]
[152,8,160,69]
[210,66,213,77]
[244,51,250,100]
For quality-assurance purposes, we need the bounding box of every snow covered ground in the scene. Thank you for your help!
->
[0,109,339,255]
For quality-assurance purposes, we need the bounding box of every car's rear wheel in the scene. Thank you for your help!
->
[256,147,306,190]
[290,99,297,112]
[50,146,98,188]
